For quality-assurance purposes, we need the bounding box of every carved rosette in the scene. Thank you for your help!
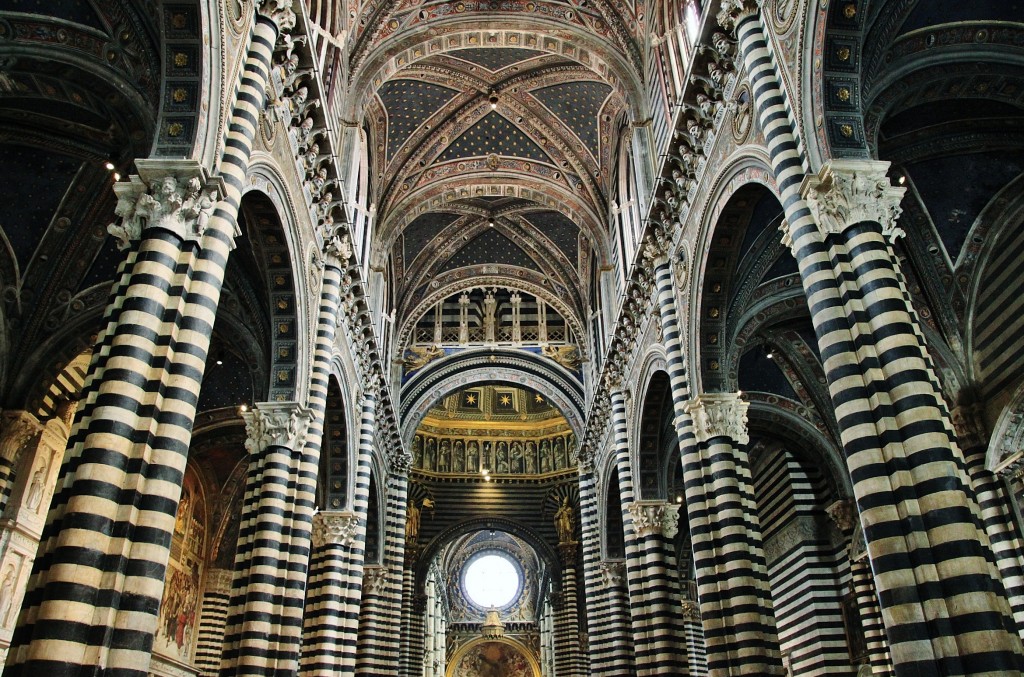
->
[684,393,749,445]
[800,159,907,241]
[599,560,626,590]
[312,511,360,549]
[627,502,680,539]
[107,159,225,250]
[0,411,41,464]
[243,401,313,453]
[362,565,391,595]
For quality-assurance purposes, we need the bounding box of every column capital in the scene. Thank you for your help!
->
[800,159,906,241]
[716,0,760,33]
[205,568,234,593]
[312,510,360,549]
[951,403,988,450]
[322,231,353,269]
[558,541,578,565]
[363,565,391,595]
[825,498,857,534]
[0,412,41,464]
[256,0,297,31]
[243,401,313,453]
[107,159,226,250]
[684,393,749,444]
[598,560,626,590]
[627,501,680,539]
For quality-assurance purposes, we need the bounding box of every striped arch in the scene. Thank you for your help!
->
[241,161,312,403]
[399,349,586,443]
[631,350,673,502]
[413,516,561,593]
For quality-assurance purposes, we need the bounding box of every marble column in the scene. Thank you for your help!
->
[194,568,234,677]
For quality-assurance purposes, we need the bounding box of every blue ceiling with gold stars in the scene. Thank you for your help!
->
[437,112,552,164]
[379,79,460,161]
[531,80,611,159]
[441,229,536,272]
[449,48,544,72]
[0,145,82,272]
[523,211,579,267]
[404,212,462,263]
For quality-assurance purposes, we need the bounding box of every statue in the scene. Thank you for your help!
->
[541,344,582,370]
[403,344,443,372]
[26,457,47,512]
[406,500,421,542]
[554,497,574,543]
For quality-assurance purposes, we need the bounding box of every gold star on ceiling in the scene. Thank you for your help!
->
[535,394,544,403]
[466,394,477,404]
[500,395,511,406]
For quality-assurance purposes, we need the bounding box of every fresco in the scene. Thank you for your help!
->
[451,641,536,677]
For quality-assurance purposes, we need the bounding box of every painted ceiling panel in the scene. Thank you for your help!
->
[380,79,460,161]
[440,228,536,272]
[0,144,81,273]
[79,236,124,291]
[436,112,551,164]
[404,212,462,262]
[449,48,544,71]
[531,80,611,159]
[523,211,579,266]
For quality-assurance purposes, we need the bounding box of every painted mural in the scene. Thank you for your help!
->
[154,467,206,662]
[451,641,536,677]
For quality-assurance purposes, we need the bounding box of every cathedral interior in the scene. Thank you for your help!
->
[0,0,1023,675]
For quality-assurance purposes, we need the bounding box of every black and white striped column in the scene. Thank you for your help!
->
[6,5,293,674]
[953,403,1024,636]
[195,569,234,676]
[681,600,708,677]
[356,473,408,675]
[299,510,361,674]
[220,401,313,675]
[625,501,689,675]
[683,393,782,675]
[553,541,586,677]
[725,1,1024,670]
[578,451,634,675]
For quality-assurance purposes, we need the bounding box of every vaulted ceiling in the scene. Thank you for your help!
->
[346,0,646,343]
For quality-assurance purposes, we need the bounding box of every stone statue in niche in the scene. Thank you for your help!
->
[525,442,537,474]
[467,441,479,472]
[511,441,523,473]
[438,439,451,472]
[540,440,552,473]
[412,436,423,468]
[424,438,436,471]
[454,440,465,472]
[0,563,14,624]
[26,455,48,512]
[554,497,574,543]
[554,437,566,469]
[496,441,509,473]
[482,441,493,471]
[406,500,421,543]
[567,432,577,462]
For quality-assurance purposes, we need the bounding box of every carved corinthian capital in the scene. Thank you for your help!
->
[257,0,297,31]
[716,0,759,33]
[800,159,906,240]
[599,560,626,589]
[312,511,360,549]
[684,393,749,444]
[0,411,41,464]
[362,565,390,595]
[243,401,313,453]
[627,501,680,538]
[108,159,225,250]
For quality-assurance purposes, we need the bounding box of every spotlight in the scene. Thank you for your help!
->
[676,495,683,504]
[104,161,116,171]
[898,174,906,185]
[239,403,249,412]
[216,359,224,366]
[113,172,121,181]
[488,89,499,110]
[763,344,774,360]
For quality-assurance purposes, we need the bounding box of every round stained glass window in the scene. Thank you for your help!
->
[463,553,521,608]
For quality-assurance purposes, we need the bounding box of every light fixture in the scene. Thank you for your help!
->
[239,403,249,412]
[216,359,224,366]
[104,161,116,171]
[488,216,495,227]
[113,172,121,181]
[488,89,499,110]
[898,174,906,185]
[763,343,774,360]
[676,495,683,504]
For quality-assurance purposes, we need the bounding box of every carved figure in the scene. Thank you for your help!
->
[403,344,443,372]
[406,500,421,542]
[26,457,46,512]
[541,344,582,370]
[467,441,479,471]
[554,497,574,543]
